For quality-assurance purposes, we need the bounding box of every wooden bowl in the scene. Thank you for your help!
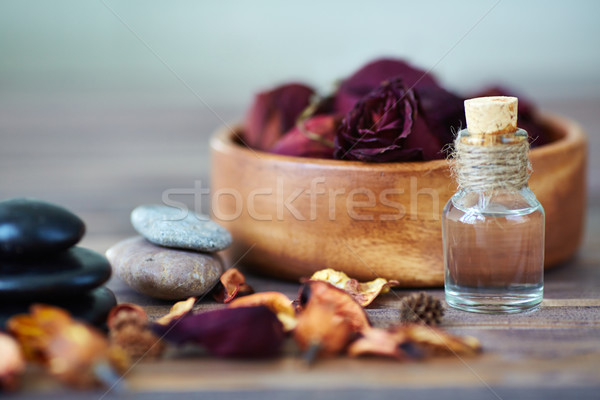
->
[210,113,587,286]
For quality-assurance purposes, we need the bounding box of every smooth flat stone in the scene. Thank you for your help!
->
[106,236,224,300]
[131,204,232,252]
[0,247,112,300]
[0,287,116,330]
[0,197,85,258]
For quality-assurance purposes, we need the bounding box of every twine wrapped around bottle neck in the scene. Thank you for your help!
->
[451,133,532,192]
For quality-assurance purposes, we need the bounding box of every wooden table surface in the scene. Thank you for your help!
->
[1,98,599,399]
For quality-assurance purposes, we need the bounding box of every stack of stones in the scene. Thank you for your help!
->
[0,198,115,328]
[106,205,232,300]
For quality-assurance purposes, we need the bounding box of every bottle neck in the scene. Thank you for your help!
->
[452,128,531,192]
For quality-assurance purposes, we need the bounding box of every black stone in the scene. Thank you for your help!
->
[0,287,117,330]
[0,197,85,258]
[0,247,111,300]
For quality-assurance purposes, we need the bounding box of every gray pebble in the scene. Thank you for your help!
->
[106,236,224,300]
[131,204,232,252]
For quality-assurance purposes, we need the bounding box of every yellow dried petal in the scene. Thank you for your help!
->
[155,297,196,325]
[310,268,399,307]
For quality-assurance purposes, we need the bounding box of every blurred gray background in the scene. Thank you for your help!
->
[1,0,599,106]
[0,0,599,250]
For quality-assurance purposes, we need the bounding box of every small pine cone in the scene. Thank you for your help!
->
[399,292,444,325]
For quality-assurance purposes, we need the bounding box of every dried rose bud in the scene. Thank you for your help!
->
[334,58,465,161]
[335,78,421,162]
[0,333,26,391]
[334,58,439,115]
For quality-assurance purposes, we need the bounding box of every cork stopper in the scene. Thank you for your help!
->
[465,96,518,135]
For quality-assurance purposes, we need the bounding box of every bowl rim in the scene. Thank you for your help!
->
[210,112,586,171]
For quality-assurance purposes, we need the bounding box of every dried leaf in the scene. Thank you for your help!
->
[228,291,296,331]
[0,332,26,391]
[155,297,196,326]
[7,304,128,388]
[347,328,407,360]
[309,268,399,307]
[298,281,370,332]
[152,306,285,358]
[294,299,354,359]
[211,268,254,303]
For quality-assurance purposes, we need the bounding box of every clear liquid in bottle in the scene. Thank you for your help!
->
[443,188,544,313]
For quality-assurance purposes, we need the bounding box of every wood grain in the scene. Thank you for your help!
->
[210,113,587,284]
[1,101,599,399]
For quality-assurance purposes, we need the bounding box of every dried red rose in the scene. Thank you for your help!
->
[334,58,440,115]
[152,306,285,358]
[334,78,422,162]
[334,58,465,161]
[244,83,315,151]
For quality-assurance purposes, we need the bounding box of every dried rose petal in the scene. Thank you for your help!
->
[395,324,482,357]
[211,269,254,304]
[110,324,165,361]
[244,83,315,151]
[228,291,296,331]
[347,327,407,360]
[107,303,148,330]
[334,58,440,115]
[298,281,370,332]
[271,115,340,159]
[309,268,399,307]
[7,304,128,388]
[108,303,165,361]
[294,299,354,358]
[153,306,285,358]
[0,333,26,391]
[155,297,196,326]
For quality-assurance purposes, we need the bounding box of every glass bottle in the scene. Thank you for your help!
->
[443,96,544,313]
